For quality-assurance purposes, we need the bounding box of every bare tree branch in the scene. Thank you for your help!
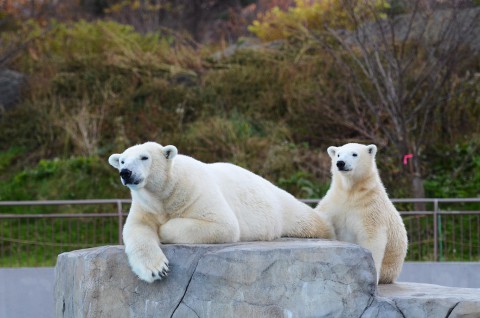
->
[312,0,480,198]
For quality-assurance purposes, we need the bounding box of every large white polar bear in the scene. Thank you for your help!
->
[109,142,334,283]
[315,143,408,284]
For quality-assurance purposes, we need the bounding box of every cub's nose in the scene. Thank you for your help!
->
[336,161,345,169]
[120,169,132,180]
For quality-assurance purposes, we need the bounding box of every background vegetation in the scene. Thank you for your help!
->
[0,0,479,264]
[1,0,479,202]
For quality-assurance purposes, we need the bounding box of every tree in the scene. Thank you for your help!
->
[316,0,480,202]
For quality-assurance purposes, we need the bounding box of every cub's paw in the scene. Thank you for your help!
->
[127,250,169,283]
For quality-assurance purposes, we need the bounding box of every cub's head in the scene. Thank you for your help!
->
[327,143,377,180]
[108,142,177,190]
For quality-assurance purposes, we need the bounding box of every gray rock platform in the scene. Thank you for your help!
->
[54,239,480,318]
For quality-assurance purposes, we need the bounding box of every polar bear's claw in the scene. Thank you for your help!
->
[153,269,168,279]
[148,261,169,282]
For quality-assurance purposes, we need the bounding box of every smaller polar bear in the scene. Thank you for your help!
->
[315,143,407,284]
[109,142,334,283]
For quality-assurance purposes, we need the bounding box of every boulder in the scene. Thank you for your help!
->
[54,239,480,318]
[0,69,26,111]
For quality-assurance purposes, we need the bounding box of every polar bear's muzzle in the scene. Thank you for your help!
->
[120,168,142,186]
[336,161,351,172]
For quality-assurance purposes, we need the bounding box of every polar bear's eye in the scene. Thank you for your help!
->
[121,161,124,164]
[141,156,148,161]
[353,153,358,157]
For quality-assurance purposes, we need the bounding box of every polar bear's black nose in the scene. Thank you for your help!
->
[336,161,345,169]
[120,169,132,180]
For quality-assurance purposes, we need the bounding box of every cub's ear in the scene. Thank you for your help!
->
[367,144,377,156]
[162,145,178,160]
[108,154,121,169]
[327,146,338,159]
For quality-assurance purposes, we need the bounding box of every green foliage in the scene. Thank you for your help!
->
[424,140,480,200]
[17,20,199,74]
[0,156,126,203]
[1,19,204,157]
[202,49,291,120]
[248,0,389,41]
[182,115,286,164]
[0,147,25,175]
[0,17,479,204]
[278,171,329,199]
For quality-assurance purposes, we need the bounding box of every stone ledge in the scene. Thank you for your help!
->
[54,240,480,318]
[374,283,480,318]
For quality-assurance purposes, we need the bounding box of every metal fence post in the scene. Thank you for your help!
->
[117,200,123,245]
[433,199,438,261]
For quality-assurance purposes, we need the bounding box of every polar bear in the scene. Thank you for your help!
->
[315,143,408,284]
[109,142,334,283]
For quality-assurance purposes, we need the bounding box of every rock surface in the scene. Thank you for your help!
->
[0,69,26,111]
[54,239,480,318]
[376,283,480,318]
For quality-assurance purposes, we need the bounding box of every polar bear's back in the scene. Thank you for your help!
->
[207,162,311,241]
[207,162,300,208]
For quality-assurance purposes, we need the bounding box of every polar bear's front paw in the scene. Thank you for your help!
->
[128,250,170,283]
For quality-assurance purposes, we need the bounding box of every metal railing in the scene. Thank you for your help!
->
[0,198,479,266]
[391,198,480,262]
[0,199,130,266]
[0,199,129,243]
[305,198,480,262]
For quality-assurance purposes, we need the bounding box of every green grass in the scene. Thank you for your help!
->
[0,155,128,205]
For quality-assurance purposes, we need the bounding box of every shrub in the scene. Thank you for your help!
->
[1,16,479,202]
[0,156,125,202]
[0,20,204,157]
[248,0,389,41]
[424,140,480,200]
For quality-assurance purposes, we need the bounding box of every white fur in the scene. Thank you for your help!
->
[315,143,408,284]
[109,142,334,283]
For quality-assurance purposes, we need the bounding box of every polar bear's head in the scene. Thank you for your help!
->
[327,143,377,180]
[108,142,177,190]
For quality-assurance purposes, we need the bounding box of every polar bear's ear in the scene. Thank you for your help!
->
[327,146,337,159]
[367,144,377,156]
[108,154,121,169]
[162,145,178,160]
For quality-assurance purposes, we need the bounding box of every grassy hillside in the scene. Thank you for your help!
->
[0,8,479,203]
